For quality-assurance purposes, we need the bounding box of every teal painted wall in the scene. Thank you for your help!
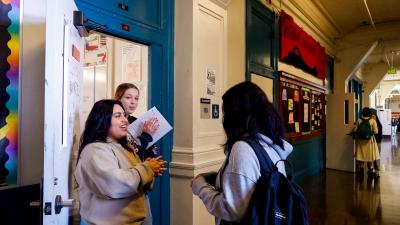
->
[288,135,325,182]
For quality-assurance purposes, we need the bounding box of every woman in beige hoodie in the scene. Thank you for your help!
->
[75,99,166,225]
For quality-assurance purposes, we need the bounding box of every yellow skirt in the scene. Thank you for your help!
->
[356,136,380,162]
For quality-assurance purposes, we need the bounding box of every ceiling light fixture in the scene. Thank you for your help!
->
[363,0,376,30]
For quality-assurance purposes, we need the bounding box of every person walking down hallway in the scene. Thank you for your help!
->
[191,82,293,224]
[75,99,167,225]
[354,107,380,182]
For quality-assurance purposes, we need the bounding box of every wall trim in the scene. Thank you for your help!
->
[172,145,223,154]
[170,145,225,178]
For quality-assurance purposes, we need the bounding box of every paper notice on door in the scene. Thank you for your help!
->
[304,103,309,123]
[294,90,299,102]
[282,89,287,101]
[288,112,294,124]
[128,107,173,148]
[295,122,300,133]
[288,99,293,110]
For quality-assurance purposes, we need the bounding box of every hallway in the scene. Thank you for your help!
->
[301,135,400,225]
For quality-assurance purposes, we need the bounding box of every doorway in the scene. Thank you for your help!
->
[82,33,149,121]
[75,30,172,224]
[42,1,173,224]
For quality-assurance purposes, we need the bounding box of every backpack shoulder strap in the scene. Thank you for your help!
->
[241,137,276,173]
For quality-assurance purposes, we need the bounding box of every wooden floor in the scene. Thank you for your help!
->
[300,135,400,225]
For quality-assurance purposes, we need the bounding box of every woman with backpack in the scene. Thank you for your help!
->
[354,107,380,181]
[190,82,295,224]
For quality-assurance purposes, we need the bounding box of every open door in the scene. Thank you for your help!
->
[43,0,84,223]
[326,93,356,172]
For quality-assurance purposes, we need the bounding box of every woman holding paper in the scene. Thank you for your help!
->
[114,83,159,160]
[75,99,167,225]
[114,83,160,225]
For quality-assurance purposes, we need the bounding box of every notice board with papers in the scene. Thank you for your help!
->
[278,71,325,140]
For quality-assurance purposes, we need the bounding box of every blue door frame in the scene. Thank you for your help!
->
[75,1,174,225]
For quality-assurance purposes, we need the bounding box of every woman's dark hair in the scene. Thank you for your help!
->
[222,81,285,152]
[362,107,372,117]
[78,99,131,160]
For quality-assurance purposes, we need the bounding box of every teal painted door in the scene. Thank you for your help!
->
[246,0,278,103]
[75,1,174,225]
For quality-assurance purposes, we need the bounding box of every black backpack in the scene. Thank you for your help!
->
[221,138,309,225]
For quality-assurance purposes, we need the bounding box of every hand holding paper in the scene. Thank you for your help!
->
[128,107,173,148]
[142,117,160,135]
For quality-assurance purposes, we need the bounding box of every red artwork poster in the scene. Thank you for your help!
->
[279,11,327,80]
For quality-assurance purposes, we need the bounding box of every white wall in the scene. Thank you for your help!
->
[375,80,399,107]
[226,0,245,88]
[19,0,46,186]
[362,63,387,107]
[172,0,229,224]
[369,89,377,108]
[388,98,400,113]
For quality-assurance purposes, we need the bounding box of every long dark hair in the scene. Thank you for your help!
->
[222,81,285,152]
[77,99,131,160]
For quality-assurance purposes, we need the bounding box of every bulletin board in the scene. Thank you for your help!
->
[278,71,325,140]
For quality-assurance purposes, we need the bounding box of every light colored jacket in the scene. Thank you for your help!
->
[75,142,154,225]
[192,134,293,225]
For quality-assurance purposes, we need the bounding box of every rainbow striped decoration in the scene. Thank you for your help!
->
[0,0,20,186]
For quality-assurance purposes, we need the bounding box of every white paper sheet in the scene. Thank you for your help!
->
[128,107,173,148]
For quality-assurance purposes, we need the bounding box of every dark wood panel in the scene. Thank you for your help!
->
[0,184,41,225]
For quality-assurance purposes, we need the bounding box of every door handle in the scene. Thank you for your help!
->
[29,200,41,208]
[55,195,75,214]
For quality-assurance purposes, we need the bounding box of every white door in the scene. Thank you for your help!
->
[326,93,356,172]
[43,0,84,223]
